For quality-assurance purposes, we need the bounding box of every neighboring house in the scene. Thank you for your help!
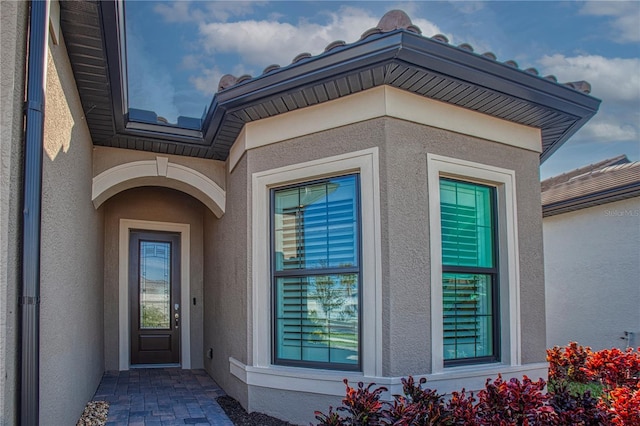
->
[543,156,640,351]
[1,2,600,425]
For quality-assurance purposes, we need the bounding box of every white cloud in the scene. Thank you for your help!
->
[180,54,200,70]
[196,6,381,67]
[154,1,266,23]
[196,5,443,68]
[538,54,640,103]
[153,1,201,24]
[580,1,640,43]
[202,1,267,23]
[189,67,223,96]
[450,1,485,15]
[538,54,639,149]
[126,30,180,121]
[189,64,251,96]
[578,113,639,142]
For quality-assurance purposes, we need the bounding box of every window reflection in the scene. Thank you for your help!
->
[139,241,171,329]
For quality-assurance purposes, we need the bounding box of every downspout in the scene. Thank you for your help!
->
[20,1,48,425]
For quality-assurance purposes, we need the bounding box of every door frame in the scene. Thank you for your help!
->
[119,219,191,370]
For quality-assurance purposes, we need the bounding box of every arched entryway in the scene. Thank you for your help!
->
[92,156,225,371]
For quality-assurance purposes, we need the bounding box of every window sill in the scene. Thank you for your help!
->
[229,357,548,397]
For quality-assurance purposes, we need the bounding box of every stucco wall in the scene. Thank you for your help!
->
[544,197,640,350]
[102,187,206,371]
[383,118,547,369]
[92,146,226,191]
[39,30,105,425]
[203,156,249,407]
[0,1,28,424]
[231,116,546,424]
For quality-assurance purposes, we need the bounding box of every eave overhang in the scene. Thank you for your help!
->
[60,1,600,162]
[542,182,640,217]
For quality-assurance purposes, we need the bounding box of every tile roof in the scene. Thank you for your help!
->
[217,10,592,96]
[59,4,600,161]
[540,154,630,192]
[541,155,640,216]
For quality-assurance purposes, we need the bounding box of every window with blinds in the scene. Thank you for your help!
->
[439,178,499,365]
[272,174,360,370]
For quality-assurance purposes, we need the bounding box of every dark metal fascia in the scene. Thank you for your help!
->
[542,181,640,217]
[122,122,205,144]
[98,0,126,134]
[215,32,403,107]
[395,32,601,119]
[20,1,48,425]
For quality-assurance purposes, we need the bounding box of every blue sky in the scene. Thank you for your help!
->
[124,1,640,178]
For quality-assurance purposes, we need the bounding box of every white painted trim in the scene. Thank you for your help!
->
[251,148,383,377]
[426,154,521,374]
[230,357,547,397]
[118,219,191,370]
[228,86,541,171]
[93,157,226,217]
[48,0,60,45]
[228,126,247,173]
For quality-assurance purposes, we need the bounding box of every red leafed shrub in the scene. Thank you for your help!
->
[583,347,640,389]
[315,375,557,425]
[598,383,640,426]
[547,341,592,383]
[339,379,387,425]
[314,345,639,425]
[549,380,611,425]
[444,389,477,425]
[474,374,556,426]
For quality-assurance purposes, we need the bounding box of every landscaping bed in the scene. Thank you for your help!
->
[217,395,295,426]
[313,343,639,425]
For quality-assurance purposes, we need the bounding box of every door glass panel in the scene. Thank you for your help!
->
[139,241,171,329]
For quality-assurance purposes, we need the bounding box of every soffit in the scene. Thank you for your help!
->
[59,1,600,162]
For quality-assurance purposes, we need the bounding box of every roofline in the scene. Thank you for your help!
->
[542,181,640,217]
[63,1,601,161]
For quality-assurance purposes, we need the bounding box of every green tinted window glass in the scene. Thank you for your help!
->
[440,179,494,268]
[443,273,494,360]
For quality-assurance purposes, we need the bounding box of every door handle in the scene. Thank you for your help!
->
[174,312,180,328]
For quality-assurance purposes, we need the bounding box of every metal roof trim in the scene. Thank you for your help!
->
[60,2,601,162]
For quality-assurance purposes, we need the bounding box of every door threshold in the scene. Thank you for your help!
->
[130,363,181,369]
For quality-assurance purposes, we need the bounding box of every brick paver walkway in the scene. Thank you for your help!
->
[93,368,234,425]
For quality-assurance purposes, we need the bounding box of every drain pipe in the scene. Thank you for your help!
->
[20,1,48,425]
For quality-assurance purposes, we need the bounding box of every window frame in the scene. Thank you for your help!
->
[251,148,382,378]
[427,153,522,374]
[270,174,363,371]
[439,178,501,367]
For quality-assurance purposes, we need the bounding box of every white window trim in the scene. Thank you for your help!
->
[118,219,191,370]
[427,154,521,375]
[247,148,383,389]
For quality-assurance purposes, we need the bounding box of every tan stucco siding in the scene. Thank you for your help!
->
[382,118,546,370]
[0,2,28,424]
[102,187,206,371]
[203,155,250,408]
[227,115,546,424]
[93,146,226,191]
[243,116,546,375]
[39,30,105,425]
